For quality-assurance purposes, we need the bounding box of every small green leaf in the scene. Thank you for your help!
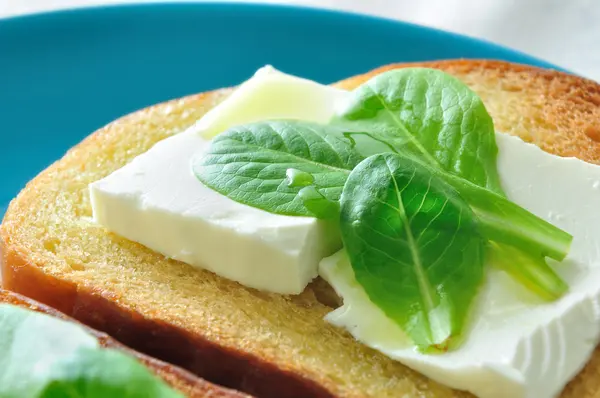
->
[0,304,181,398]
[340,154,486,352]
[193,120,363,218]
[335,67,503,194]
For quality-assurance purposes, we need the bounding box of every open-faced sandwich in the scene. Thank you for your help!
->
[2,60,600,398]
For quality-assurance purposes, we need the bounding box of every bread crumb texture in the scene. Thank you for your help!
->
[3,60,600,398]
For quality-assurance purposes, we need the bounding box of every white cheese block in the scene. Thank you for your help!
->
[196,65,349,139]
[320,132,600,398]
[90,66,348,295]
[90,129,341,294]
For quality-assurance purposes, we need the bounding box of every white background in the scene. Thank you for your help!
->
[1,0,599,81]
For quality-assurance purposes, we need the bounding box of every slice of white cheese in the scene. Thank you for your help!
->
[90,66,347,295]
[90,129,341,294]
[196,65,349,139]
[320,132,600,398]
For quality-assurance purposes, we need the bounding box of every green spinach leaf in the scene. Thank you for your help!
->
[0,304,181,398]
[193,120,364,218]
[340,153,485,352]
[334,67,503,194]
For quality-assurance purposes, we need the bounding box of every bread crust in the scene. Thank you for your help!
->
[0,288,249,398]
[3,60,600,398]
[0,206,335,398]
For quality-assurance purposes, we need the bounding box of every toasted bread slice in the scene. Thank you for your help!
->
[0,288,248,398]
[2,60,600,398]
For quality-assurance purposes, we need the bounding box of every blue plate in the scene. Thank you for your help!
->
[0,3,560,218]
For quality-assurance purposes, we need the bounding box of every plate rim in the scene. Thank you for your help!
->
[0,1,574,217]
[0,1,567,73]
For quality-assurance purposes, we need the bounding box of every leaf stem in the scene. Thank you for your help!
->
[440,171,573,261]
[386,162,437,319]
[487,242,568,301]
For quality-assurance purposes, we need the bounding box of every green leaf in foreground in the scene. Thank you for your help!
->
[340,153,486,353]
[0,304,181,398]
[334,67,503,194]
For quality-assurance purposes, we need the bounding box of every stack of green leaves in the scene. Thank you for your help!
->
[193,68,572,353]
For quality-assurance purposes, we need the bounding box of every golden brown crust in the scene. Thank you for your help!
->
[0,288,248,398]
[2,60,600,398]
